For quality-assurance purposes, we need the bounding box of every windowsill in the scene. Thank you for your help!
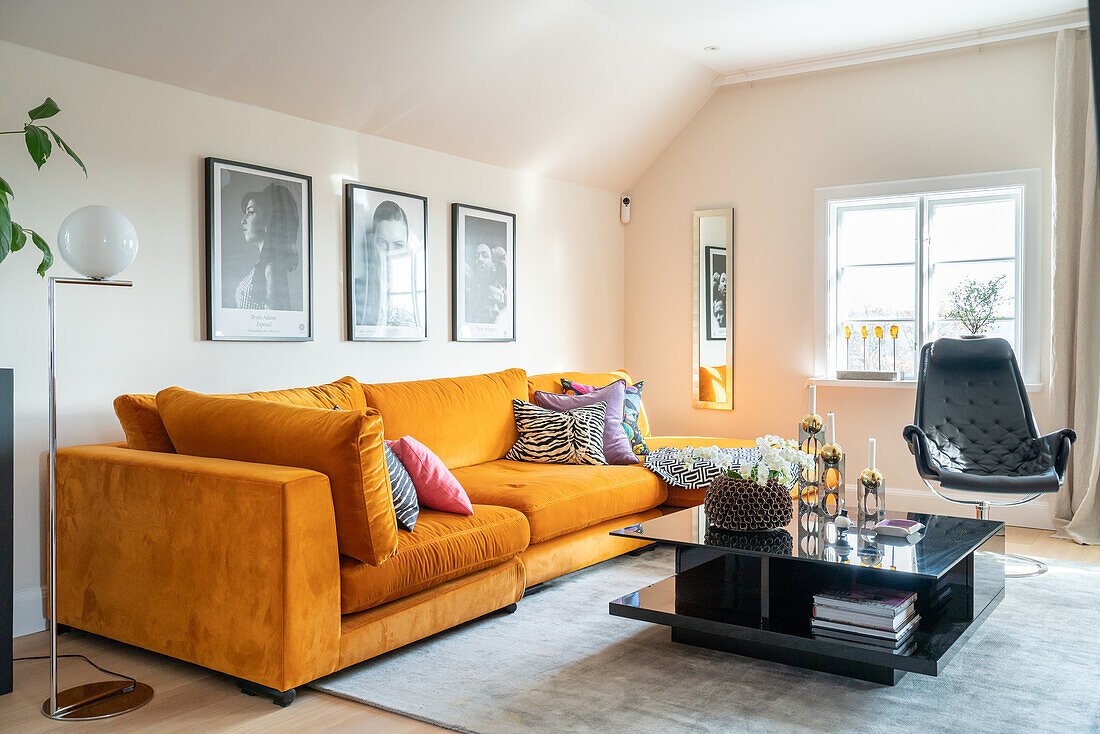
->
[811,378,1044,393]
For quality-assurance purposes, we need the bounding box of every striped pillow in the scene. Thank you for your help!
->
[383,443,420,531]
[506,400,607,465]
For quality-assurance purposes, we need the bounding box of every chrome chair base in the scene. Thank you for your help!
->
[1004,553,1048,578]
[920,480,1050,579]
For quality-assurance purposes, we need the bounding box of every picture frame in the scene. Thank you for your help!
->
[451,203,516,342]
[704,244,727,341]
[345,183,428,341]
[204,157,313,341]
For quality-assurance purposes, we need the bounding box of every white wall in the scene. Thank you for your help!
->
[626,38,1056,525]
[0,41,626,635]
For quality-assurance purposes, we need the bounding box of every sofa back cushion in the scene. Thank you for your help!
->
[114,376,367,452]
[360,368,527,469]
[527,371,651,437]
[156,387,397,566]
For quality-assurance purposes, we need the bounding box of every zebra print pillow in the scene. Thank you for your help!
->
[506,399,608,465]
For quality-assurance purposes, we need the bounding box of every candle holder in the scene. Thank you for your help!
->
[797,388,823,555]
[817,442,845,521]
[857,467,886,525]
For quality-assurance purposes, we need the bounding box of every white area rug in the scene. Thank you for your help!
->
[311,547,1100,733]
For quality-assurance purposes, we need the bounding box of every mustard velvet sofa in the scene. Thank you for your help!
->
[54,368,749,702]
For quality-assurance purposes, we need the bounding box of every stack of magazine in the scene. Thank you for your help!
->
[811,586,919,654]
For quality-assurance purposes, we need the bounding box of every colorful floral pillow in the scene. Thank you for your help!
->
[561,378,649,456]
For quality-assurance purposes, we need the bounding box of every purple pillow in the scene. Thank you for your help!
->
[533,380,638,465]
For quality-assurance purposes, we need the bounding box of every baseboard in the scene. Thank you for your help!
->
[850,484,1053,530]
[13,586,46,638]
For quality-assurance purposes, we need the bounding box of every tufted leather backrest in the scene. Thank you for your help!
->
[915,338,1039,476]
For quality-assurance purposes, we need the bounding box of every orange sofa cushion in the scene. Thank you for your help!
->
[156,387,397,566]
[339,505,529,614]
[113,393,176,452]
[360,368,527,470]
[451,459,667,544]
[114,376,368,453]
[527,370,651,437]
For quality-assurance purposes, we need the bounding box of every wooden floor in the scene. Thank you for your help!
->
[3,527,1096,733]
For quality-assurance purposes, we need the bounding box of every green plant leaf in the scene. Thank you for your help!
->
[0,174,12,202]
[24,124,51,169]
[27,97,60,121]
[42,126,86,176]
[10,221,27,253]
[0,198,10,262]
[25,228,53,276]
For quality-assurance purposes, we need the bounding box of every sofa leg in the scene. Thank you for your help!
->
[627,544,656,557]
[501,603,518,614]
[238,679,296,707]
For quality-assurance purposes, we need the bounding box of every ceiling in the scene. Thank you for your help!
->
[586,0,1085,75]
[0,1,1085,191]
[0,0,716,192]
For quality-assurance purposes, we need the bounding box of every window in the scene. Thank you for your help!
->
[816,171,1040,382]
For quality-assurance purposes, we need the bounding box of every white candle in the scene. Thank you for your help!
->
[868,437,876,470]
[809,384,817,416]
[826,412,835,445]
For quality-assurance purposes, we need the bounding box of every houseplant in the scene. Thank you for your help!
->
[680,436,815,532]
[1,97,85,276]
[944,274,1007,338]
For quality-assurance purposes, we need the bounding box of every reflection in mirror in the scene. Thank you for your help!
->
[693,208,734,409]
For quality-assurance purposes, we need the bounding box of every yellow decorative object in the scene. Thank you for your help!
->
[874,325,883,339]
[844,325,852,339]
[860,325,868,339]
[889,324,899,338]
[820,443,842,464]
[801,413,823,434]
[859,468,884,489]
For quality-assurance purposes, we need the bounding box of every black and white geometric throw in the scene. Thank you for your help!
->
[643,446,760,489]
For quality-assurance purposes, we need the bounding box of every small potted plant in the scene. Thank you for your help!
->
[680,437,815,532]
[944,275,1007,338]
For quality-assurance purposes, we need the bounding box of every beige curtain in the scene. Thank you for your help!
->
[1051,28,1100,545]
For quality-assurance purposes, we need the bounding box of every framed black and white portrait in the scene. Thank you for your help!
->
[205,158,312,341]
[704,245,727,340]
[345,183,428,341]
[452,203,515,342]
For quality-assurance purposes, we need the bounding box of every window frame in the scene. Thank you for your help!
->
[813,170,1042,383]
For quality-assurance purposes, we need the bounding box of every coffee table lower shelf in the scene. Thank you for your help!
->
[609,560,1003,686]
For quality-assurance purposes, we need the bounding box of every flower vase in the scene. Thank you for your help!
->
[704,475,794,532]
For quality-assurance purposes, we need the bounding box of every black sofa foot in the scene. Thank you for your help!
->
[627,544,656,556]
[501,603,518,614]
[239,679,296,707]
[55,623,74,635]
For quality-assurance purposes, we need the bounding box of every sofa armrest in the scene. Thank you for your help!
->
[56,444,341,691]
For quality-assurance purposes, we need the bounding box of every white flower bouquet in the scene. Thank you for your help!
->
[678,435,815,487]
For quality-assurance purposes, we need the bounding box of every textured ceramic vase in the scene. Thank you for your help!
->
[704,475,794,532]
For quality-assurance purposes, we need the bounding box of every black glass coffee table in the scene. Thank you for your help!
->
[609,507,1005,685]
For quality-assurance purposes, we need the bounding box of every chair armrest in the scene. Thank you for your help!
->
[1038,428,1077,480]
[56,444,342,691]
[902,424,939,481]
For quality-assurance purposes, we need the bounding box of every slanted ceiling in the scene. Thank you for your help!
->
[0,0,717,192]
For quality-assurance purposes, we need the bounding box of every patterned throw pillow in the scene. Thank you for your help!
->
[506,400,608,465]
[561,379,649,456]
[383,443,420,531]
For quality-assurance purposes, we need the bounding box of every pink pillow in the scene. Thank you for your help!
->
[389,435,474,516]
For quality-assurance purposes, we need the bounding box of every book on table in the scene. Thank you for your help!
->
[811,585,920,649]
[812,613,920,642]
[813,585,916,619]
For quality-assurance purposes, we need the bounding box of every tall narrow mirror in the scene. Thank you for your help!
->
[693,208,734,409]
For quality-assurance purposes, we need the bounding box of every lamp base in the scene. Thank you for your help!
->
[41,680,154,720]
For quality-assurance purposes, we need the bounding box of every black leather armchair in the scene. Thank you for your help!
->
[903,337,1075,576]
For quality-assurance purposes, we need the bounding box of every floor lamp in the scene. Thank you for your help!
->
[42,205,153,720]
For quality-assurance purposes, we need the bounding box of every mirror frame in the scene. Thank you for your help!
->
[692,208,734,410]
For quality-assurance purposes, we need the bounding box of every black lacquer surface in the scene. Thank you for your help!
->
[609,508,1005,685]
[612,506,1002,579]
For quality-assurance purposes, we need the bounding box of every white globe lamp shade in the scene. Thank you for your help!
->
[57,205,139,279]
